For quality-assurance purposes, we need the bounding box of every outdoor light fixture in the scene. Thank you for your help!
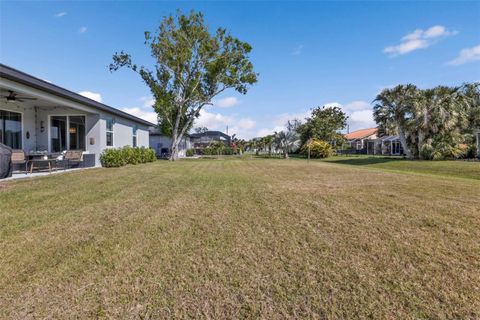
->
[40,121,45,132]
[69,127,77,134]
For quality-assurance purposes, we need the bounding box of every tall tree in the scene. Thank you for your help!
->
[297,106,347,146]
[263,134,274,156]
[110,10,257,160]
[373,84,418,159]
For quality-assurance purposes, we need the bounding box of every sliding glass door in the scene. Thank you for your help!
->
[50,115,85,152]
[0,109,22,149]
[69,116,85,150]
[51,116,67,152]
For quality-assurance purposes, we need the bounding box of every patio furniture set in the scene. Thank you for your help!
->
[11,150,84,174]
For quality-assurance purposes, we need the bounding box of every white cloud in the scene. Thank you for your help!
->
[213,96,240,108]
[253,111,310,139]
[384,25,457,56]
[79,26,87,33]
[348,109,376,131]
[237,118,256,130]
[333,100,375,132]
[448,44,480,66]
[194,109,260,139]
[256,126,285,138]
[423,25,452,38]
[291,45,303,56]
[195,109,233,129]
[121,107,158,124]
[78,91,102,103]
[55,12,67,17]
[273,110,311,127]
[139,96,155,108]
[343,100,371,112]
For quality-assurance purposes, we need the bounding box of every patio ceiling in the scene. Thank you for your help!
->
[0,87,97,114]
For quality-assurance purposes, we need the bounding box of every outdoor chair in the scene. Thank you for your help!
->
[11,149,28,174]
[62,150,84,169]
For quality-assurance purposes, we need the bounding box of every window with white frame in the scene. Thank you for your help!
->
[132,125,137,147]
[106,118,114,146]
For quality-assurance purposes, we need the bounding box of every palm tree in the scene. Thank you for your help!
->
[373,84,418,159]
[263,135,274,157]
[274,131,300,159]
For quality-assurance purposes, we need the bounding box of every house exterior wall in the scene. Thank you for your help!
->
[149,135,191,158]
[1,77,151,166]
[347,133,378,150]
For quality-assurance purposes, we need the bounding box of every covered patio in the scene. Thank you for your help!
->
[0,92,99,174]
[1,64,153,177]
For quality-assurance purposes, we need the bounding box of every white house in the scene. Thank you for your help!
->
[149,128,191,158]
[0,64,154,166]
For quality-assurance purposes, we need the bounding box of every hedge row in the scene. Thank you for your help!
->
[100,146,156,167]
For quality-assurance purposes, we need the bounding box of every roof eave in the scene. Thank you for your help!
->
[0,63,155,127]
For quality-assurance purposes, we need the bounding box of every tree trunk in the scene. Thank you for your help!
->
[417,108,428,160]
[168,107,183,161]
[283,150,289,159]
[418,131,425,160]
[169,135,180,161]
[397,125,413,159]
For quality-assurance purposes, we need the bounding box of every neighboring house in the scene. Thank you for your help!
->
[190,131,231,150]
[149,128,191,158]
[373,135,404,156]
[0,64,153,166]
[344,128,378,153]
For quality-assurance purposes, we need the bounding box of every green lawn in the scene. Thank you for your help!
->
[317,155,480,180]
[1,159,479,318]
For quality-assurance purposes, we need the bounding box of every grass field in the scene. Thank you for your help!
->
[318,155,480,180]
[1,158,479,318]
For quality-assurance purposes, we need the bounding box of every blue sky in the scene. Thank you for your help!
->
[1,1,479,138]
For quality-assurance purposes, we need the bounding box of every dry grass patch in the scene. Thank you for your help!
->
[0,159,479,319]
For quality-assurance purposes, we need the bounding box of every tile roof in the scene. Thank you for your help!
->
[344,128,377,140]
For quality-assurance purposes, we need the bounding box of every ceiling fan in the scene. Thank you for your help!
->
[1,90,37,103]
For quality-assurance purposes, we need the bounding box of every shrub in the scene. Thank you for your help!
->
[100,148,126,167]
[186,148,195,157]
[223,147,234,155]
[100,146,156,167]
[301,139,334,158]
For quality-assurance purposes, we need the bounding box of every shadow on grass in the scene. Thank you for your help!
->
[324,157,401,166]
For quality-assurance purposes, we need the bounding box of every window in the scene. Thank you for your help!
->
[0,110,22,149]
[132,125,137,147]
[106,118,114,146]
[51,115,86,152]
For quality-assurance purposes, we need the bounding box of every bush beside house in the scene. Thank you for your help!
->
[100,146,156,167]
[186,149,195,157]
